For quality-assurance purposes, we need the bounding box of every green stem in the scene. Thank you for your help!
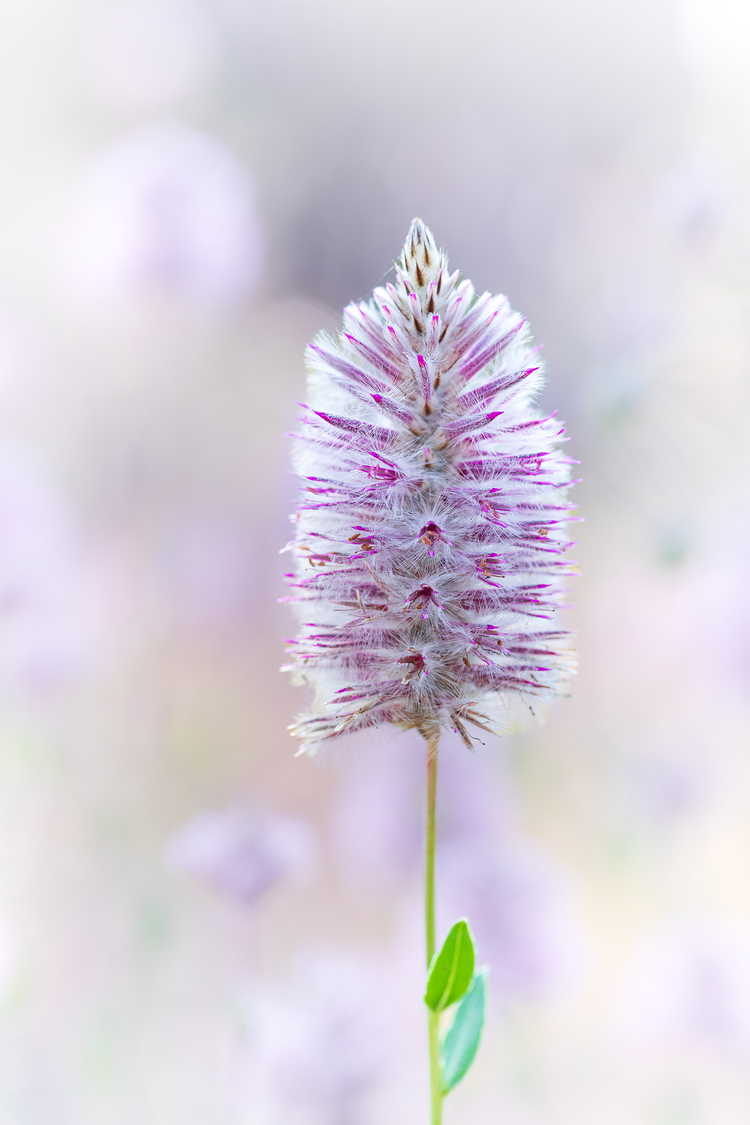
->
[425,736,442,1125]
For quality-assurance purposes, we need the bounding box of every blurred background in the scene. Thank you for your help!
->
[0,0,748,1121]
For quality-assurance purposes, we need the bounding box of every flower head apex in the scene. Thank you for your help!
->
[284,219,577,754]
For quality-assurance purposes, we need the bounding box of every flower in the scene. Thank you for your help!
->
[240,949,406,1125]
[166,806,317,904]
[284,220,576,754]
[63,123,264,311]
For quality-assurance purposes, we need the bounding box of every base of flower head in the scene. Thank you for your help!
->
[288,680,568,755]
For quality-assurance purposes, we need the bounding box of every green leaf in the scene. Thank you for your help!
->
[440,968,488,1094]
[424,919,475,1012]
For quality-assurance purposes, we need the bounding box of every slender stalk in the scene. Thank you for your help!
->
[425,736,442,1125]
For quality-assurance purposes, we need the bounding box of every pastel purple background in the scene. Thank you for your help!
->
[0,1,748,1122]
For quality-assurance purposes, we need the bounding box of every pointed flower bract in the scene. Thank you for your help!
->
[284,221,576,754]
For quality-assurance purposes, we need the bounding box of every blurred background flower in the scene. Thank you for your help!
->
[239,948,414,1125]
[0,0,747,1122]
[166,804,317,903]
[62,122,264,312]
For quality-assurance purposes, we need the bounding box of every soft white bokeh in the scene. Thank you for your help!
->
[83,0,222,110]
[0,442,110,691]
[616,919,750,1060]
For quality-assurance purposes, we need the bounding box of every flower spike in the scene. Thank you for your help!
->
[285,220,576,754]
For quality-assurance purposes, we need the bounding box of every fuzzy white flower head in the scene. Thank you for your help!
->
[283,220,576,754]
